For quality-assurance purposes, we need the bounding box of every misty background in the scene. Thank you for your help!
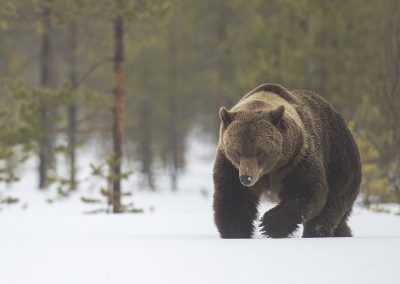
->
[0,0,399,211]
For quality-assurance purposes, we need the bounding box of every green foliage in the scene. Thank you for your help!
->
[80,154,142,213]
[0,196,19,204]
[353,122,395,205]
[0,1,15,29]
[0,194,20,212]
[81,196,102,204]
[0,78,108,186]
[90,155,133,185]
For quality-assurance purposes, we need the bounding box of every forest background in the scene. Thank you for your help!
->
[0,0,399,212]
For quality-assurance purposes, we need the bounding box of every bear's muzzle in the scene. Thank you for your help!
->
[239,157,260,187]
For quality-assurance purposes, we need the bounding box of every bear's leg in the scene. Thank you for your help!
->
[302,197,350,238]
[333,221,352,237]
[302,218,335,237]
[213,151,259,238]
[259,200,301,238]
[259,160,332,238]
[333,210,352,237]
[213,189,259,238]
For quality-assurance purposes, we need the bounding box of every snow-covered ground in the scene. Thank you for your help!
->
[1,135,400,284]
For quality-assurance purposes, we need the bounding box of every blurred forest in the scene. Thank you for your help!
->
[0,0,399,211]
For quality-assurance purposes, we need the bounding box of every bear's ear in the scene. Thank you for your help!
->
[219,107,235,128]
[269,105,285,127]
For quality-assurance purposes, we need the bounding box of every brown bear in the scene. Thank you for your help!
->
[213,83,361,238]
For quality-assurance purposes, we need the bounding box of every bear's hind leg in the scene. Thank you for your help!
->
[333,210,352,237]
[302,197,348,238]
[333,221,352,237]
[302,218,335,237]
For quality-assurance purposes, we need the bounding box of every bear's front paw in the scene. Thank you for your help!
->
[259,208,299,238]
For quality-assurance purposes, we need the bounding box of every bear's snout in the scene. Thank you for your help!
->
[240,175,253,186]
[239,157,259,187]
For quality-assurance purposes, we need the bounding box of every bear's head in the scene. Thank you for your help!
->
[219,105,296,187]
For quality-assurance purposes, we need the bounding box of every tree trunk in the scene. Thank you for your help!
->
[169,102,178,192]
[139,101,155,190]
[112,0,124,213]
[216,0,229,100]
[67,19,78,190]
[38,7,54,189]
[214,0,233,130]
[168,11,179,192]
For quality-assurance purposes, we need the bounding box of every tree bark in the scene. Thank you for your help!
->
[139,101,155,190]
[214,0,233,131]
[112,0,124,212]
[67,19,78,190]
[168,10,179,192]
[38,7,54,189]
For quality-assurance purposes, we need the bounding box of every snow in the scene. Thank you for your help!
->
[1,135,400,284]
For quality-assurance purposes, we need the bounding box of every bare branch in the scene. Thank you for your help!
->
[73,57,113,90]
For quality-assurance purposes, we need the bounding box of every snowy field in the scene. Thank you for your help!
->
[1,135,400,284]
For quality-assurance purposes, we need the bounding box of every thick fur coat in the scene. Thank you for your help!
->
[213,83,361,238]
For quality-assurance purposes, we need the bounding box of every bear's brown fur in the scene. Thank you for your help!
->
[213,83,361,238]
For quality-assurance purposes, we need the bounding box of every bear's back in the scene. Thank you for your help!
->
[231,89,304,130]
[237,83,344,135]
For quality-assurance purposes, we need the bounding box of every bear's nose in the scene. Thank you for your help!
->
[240,175,253,186]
